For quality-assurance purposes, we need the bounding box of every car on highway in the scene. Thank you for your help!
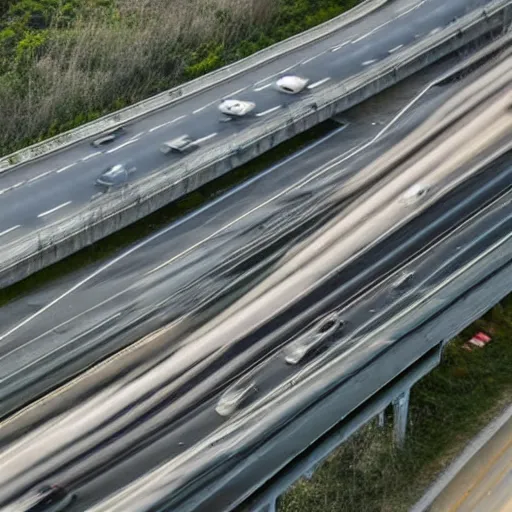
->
[91,127,125,148]
[284,313,343,365]
[218,99,256,117]
[15,484,75,512]
[95,163,136,190]
[400,183,430,205]
[275,75,310,94]
[215,380,257,417]
[160,135,198,154]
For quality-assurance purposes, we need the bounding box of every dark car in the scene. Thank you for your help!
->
[91,126,126,148]
[14,484,75,512]
[95,163,136,190]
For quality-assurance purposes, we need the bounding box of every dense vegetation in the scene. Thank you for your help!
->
[0,0,359,155]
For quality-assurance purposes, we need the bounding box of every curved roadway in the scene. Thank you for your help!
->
[0,56,472,419]
[0,0,492,243]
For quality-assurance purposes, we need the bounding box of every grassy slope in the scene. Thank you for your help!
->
[279,294,512,512]
[0,0,359,155]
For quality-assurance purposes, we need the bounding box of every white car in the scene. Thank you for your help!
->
[215,380,257,417]
[401,183,430,205]
[160,135,197,154]
[284,313,343,365]
[276,75,310,94]
[218,99,256,117]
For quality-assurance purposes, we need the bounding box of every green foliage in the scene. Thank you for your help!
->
[0,0,364,155]
[184,44,224,79]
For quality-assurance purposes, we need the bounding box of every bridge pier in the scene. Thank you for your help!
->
[257,499,277,512]
[378,410,386,428]
[393,389,411,448]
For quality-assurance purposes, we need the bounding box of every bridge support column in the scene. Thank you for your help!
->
[257,499,276,512]
[393,389,410,448]
[378,410,386,428]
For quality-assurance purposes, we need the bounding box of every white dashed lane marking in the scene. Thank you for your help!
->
[0,225,20,237]
[56,163,76,174]
[256,106,282,117]
[331,41,351,52]
[307,77,331,89]
[37,201,72,218]
[388,44,404,54]
[254,83,273,92]
[194,133,218,144]
[28,170,53,184]
[106,139,138,154]
[149,115,187,132]
[362,59,377,66]
[82,152,101,162]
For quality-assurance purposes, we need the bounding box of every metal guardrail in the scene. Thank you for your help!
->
[0,0,510,288]
[0,0,389,172]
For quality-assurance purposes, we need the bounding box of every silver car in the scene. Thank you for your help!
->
[95,163,136,189]
[160,135,198,154]
[91,127,125,148]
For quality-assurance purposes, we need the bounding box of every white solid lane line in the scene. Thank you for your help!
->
[106,139,138,154]
[194,133,218,144]
[331,41,351,52]
[82,152,101,162]
[11,181,24,190]
[256,105,282,117]
[308,77,331,89]
[0,225,20,238]
[362,59,377,66]
[56,163,76,174]
[388,44,404,54]
[37,201,72,218]
[254,83,273,92]
[149,115,187,133]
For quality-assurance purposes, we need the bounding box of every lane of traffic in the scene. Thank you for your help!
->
[0,60,478,417]
[0,0,491,238]
[3,171,510,510]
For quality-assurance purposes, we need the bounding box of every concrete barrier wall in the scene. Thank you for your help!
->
[0,0,510,288]
[0,0,389,172]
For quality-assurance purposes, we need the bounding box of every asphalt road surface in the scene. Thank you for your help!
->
[0,53,509,508]
[1,166,511,511]
[424,404,512,512]
[0,0,491,243]
[0,53,476,419]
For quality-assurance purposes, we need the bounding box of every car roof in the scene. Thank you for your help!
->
[277,75,307,88]
[104,164,126,177]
